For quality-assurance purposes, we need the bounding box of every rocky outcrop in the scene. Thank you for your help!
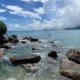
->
[0,50,4,58]
[59,58,80,80]
[48,50,58,58]
[32,47,41,50]
[0,44,11,49]
[66,49,80,58]
[10,54,41,64]
[0,33,9,44]
[9,35,19,43]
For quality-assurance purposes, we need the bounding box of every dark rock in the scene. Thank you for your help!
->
[48,50,58,58]
[0,33,9,44]
[52,45,59,47]
[32,47,41,50]
[48,41,54,43]
[10,38,19,43]
[40,45,44,47]
[1,44,11,49]
[9,34,17,41]
[59,58,80,80]
[69,54,80,64]
[10,54,41,64]
[22,37,28,40]
[20,41,26,43]
[0,50,4,58]
[30,38,38,42]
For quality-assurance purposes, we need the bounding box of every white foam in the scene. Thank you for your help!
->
[7,78,17,80]
[40,39,47,42]
[54,41,61,43]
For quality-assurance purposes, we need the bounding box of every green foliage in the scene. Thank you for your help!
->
[0,21,7,35]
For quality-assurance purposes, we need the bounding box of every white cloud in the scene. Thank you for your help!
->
[21,0,48,3]
[34,7,45,14]
[0,9,6,12]
[0,16,7,20]
[2,4,41,19]
[11,19,17,21]
[9,24,27,28]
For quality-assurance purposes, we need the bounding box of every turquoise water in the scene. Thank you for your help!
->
[1,30,80,80]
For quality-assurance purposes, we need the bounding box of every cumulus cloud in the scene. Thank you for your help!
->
[9,24,27,28]
[0,9,6,13]
[21,0,48,3]
[26,0,80,30]
[34,7,45,14]
[0,16,7,20]
[1,4,41,19]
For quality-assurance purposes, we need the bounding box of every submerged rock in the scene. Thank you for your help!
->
[0,33,9,44]
[0,50,4,58]
[48,50,58,58]
[48,41,54,43]
[32,47,41,51]
[10,54,41,64]
[59,58,80,80]
[20,41,26,43]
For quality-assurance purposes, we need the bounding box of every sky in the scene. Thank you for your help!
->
[0,0,80,31]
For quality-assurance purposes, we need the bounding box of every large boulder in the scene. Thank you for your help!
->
[59,58,80,80]
[1,44,11,49]
[9,34,19,43]
[0,50,4,58]
[66,49,80,58]
[11,38,19,43]
[10,54,41,64]
[0,33,9,44]
[48,50,58,58]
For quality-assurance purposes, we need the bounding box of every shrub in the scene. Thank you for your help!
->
[0,21,7,35]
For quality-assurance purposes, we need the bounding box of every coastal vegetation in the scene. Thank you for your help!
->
[0,21,7,36]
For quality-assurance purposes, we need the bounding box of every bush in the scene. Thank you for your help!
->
[0,21,7,35]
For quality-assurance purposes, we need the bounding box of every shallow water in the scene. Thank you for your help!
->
[1,30,80,80]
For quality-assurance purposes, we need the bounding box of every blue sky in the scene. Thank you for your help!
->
[0,0,80,31]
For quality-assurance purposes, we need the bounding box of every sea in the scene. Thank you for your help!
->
[0,30,80,80]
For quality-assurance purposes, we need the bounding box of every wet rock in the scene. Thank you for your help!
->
[30,38,38,42]
[48,41,54,43]
[9,34,17,41]
[48,50,58,58]
[66,49,80,58]
[52,45,59,47]
[38,41,41,43]
[22,36,28,40]
[0,50,4,58]
[10,54,41,64]
[20,41,26,43]
[59,58,80,80]
[32,47,41,50]
[11,38,19,43]
[1,44,11,49]
[40,45,44,47]
[69,54,80,64]
[0,33,9,44]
